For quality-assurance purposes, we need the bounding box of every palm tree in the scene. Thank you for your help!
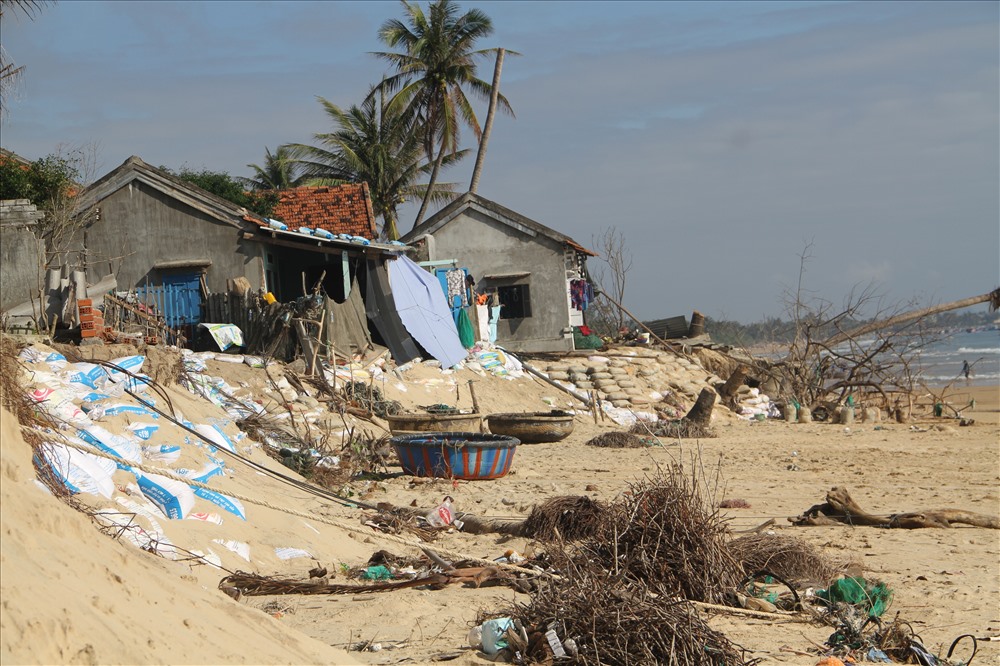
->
[1,0,50,115]
[241,146,303,191]
[285,88,466,240]
[373,0,512,230]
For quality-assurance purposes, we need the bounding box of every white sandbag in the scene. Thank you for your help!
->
[135,472,196,519]
[77,424,142,466]
[106,355,146,381]
[141,444,181,464]
[194,423,237,453]
[39,441,116,499]
[274,547,312,560]
[213,539,251,562]
[186,511,224,525]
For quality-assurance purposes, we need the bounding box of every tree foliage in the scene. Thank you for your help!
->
[373,0,510,228]
[285,89,466,240]
[241,145,304,191]
[161,166,278,218]
[0,153,78,208]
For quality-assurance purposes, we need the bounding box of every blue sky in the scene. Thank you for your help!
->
[2,1,997,322]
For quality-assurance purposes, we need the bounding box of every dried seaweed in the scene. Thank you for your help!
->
[630,419,716,439]
[584,431,648,448]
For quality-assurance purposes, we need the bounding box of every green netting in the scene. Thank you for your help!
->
[573,328,604,350]
[816,577,893,617]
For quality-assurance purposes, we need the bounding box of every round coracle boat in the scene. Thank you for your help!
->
[385,411,482,435]
[485,410,575,443]
[390,432,518,480]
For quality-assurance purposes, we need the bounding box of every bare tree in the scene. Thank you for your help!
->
[587,226,632,336]
[765,242,943,417]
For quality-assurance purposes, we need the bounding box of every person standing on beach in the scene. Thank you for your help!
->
[962,360,971,380]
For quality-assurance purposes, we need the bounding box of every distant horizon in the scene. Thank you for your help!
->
[2,0,996,322]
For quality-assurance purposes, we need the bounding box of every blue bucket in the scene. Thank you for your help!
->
[390,432,519,480]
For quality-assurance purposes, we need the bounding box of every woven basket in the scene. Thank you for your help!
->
[485,410,575,443]
[385,411,482,435]
[390,432,518,480]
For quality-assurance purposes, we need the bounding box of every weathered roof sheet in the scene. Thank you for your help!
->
[73,156,253,228]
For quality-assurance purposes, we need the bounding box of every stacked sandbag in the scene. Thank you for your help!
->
[732,386,779,420]
[543,349,724,412]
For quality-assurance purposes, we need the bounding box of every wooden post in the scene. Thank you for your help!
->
[293,318,316,375]
[468,379,481,414]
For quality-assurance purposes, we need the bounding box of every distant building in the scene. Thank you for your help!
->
[401,192,597,352]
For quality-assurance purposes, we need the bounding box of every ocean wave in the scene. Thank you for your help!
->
[957,346,1000,355]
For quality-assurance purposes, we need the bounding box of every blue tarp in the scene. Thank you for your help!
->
[387,255,468,369]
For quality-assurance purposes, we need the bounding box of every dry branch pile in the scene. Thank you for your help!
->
[520,496,607,542]
[504,565,752,666]
[728,534,846,588]
[586,468,742,604]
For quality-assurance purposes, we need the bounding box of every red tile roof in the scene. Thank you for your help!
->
[269,183,377,237]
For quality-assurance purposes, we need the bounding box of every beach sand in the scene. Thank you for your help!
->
[1,343,997,665]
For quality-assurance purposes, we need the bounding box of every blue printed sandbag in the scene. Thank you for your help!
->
[61,362,107,390]
[77,424,143,467]
[38,440,116,499]
[193,486,246,520]
[194,423,237,453]
[101,404,159,419]
[127,422,160,441]
[135,472,195,519]
[107,355,145,380]
[177,463,225,484]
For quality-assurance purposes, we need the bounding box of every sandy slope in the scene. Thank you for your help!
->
[1,341,997,666]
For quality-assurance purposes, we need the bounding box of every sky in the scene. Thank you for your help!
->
[2,0,997,323]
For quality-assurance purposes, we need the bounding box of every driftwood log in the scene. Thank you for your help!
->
[790,486,999,529]
[718,365,749,405]
[684,388,717,428]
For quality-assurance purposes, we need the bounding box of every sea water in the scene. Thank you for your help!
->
[914,328,1000,387]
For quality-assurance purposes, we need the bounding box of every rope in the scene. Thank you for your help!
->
[27,426,545,578]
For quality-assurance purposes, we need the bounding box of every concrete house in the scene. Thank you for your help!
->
[401,192,597,352]
[70,156,400,332]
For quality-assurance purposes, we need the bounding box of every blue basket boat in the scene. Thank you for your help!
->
[390,432,519,480]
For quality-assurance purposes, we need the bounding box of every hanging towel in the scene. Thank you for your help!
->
[475,304,490,342]
[489,306,501,343]
[456,308,476,349]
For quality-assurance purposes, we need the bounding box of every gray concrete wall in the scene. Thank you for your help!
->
[81,181,263,291]
[0,224,44,311]
[0,200,46,311]
[429,209,573,352]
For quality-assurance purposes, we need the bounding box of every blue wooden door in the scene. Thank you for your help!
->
[161,272,202,328]
[138,272,202,330]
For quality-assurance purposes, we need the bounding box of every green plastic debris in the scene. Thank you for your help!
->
[816,576,892,617]
[360,565,393,580]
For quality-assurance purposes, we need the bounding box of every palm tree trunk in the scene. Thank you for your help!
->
[822,288,1000,348]
[469,48,505,195]
[384,209,400,241]
[412,142,446,230]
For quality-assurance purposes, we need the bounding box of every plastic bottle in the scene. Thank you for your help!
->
[425,496,454,528]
